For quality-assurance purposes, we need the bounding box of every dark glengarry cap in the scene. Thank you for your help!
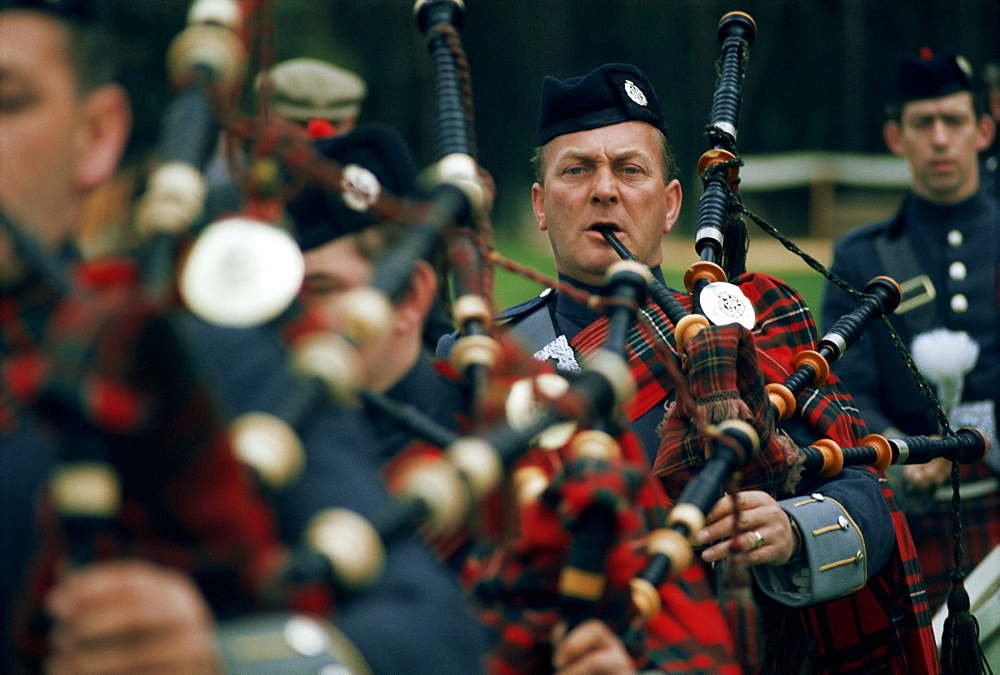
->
[285,122,419,252]
[536,63,668,146]
[0,0,96,19]
[891,48,977,105]
[984,61,1000,91]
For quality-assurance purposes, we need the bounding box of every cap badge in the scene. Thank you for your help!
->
[624,79,648,107]
[340,164,381,212]
[955,54,973,78]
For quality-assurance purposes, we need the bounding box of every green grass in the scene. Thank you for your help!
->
[489,234,829,321]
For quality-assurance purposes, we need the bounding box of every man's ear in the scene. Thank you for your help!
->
[531,182,547,231]
[395,259,439,334]
[990,90,1000,125]
[74,84,132,192]
[975,113,996,152]
[662,178,682,235]
[883,120,904,156]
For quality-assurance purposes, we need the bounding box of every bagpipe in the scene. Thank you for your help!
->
[0,6,362,669]
[3,0,993,673]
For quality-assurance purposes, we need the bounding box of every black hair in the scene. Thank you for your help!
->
[61,15,121,94]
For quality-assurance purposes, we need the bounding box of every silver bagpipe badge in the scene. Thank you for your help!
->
[700,281,756,330]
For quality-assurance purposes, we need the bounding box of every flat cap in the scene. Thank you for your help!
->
[261,57,367,123]
[536,63,668,146]
[286,122,418,252]
[891,48,977,106]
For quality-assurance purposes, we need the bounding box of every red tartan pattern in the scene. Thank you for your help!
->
[570,298,678,422]
[654,321,794,499]
[567,272,938,673]
[570,275,868,491]
[727,273,867,446]
[909,462,1000,613]
[731,275,938,672]
[778,474,939,674]
[2,258,330,661]
[465,428,740,673]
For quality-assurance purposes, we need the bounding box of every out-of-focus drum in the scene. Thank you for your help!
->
[932,544,1000,668]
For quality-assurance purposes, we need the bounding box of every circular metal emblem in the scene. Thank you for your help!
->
[955,54,973,78]
[340,164,381,212]
[180,217,305,327]
[624,79,648,107]
[699,281,756,329]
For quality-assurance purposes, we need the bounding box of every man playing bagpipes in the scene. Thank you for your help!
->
[454,61,940,673]
[177,123,490,675]
[0,2,488,672]
[0,2,735,670]
[275,121,482,573]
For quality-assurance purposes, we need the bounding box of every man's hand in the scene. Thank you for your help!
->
[697,491,801,566]
[903,456,953,490]
[45,559,221,675]
[552,619,636,675]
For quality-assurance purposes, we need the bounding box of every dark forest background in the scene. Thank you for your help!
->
[113,1,1000,237]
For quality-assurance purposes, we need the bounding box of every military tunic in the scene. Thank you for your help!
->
[823,189,1000,611]
[186,317,489,674]
[982,151,999,201]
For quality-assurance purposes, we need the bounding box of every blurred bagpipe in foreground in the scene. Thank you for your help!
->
[0,0,995,673]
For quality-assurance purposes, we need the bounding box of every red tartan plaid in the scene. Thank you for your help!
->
[465,428,739,673]
[3,258,325,662]
[726,273,867,447]
[654,321,796,499]
[908,462,1000,613]
[567,271,937,674]
[571,274,868,490]
[570,295,681,422]
[728,275,938,673]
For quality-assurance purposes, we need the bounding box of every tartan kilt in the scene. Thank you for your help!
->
[760,473,940,674]
[906,462,1000,613]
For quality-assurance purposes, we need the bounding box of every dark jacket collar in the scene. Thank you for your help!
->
[889,188,994,237]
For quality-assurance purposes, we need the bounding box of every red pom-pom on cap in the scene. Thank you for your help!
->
[307,118,336,139]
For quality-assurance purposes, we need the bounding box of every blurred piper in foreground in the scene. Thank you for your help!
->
[1,2,487,672]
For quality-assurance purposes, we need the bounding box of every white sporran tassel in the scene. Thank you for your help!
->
[910,328,979,417]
